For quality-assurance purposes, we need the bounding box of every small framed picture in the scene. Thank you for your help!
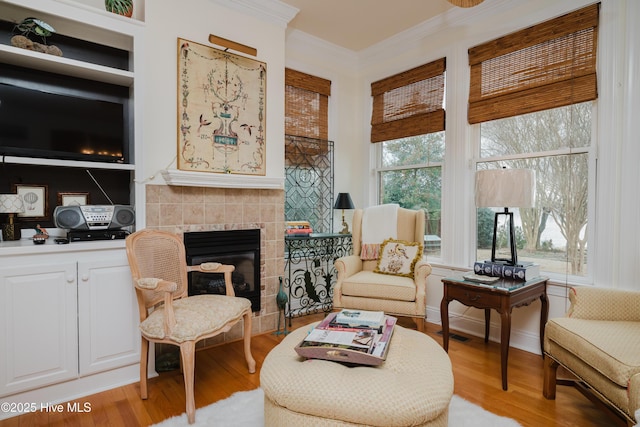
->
[13,184,49,220]
[58,192,90,207]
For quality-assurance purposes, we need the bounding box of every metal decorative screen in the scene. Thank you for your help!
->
[285,135,334,233]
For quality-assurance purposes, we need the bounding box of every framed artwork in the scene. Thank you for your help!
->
[13,184,49,220]
[177,38,267,175]
[57,192,90,206]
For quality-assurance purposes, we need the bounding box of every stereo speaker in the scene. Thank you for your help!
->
[53,205,135,230]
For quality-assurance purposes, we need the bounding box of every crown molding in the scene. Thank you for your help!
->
[356,0,513,67]
[286,29,358,69]
[209,0,299,28]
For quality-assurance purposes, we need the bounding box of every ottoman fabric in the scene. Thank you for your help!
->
[261,323,454,427]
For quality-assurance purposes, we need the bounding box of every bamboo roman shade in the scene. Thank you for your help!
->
[285,68,331,140]
[468,3,599,124]
[370,58,446,143]
[468,4,599,124]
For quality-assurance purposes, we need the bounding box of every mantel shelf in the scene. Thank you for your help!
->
[160,169,284,190]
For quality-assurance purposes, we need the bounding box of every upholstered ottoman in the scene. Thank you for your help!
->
[260,323,454,426]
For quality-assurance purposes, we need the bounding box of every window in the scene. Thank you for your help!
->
[372,59,445,256]
[471,4,599,278]
[284,69,333,232]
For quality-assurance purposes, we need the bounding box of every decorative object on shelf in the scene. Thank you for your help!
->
[446,0,485,7]
[0,194,25,241]
[13,184,49,221]
[475,167,536,266]
[32,224,49,245]
[273,276,289,336]
[11,17,62,56]
[177,38,267,176]
[334,193,355,234]
[104,0,133,17]
[57,192,90,207]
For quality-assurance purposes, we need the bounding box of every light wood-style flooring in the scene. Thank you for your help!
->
[0,314,614,426]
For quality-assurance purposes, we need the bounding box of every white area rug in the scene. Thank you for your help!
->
[152,388,522,427]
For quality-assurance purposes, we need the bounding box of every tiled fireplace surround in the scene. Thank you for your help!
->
[145,184,285,348]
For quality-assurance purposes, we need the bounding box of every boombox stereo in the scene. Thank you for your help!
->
[53,205,135,230]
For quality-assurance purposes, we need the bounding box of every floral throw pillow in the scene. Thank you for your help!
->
[374,238,423,278]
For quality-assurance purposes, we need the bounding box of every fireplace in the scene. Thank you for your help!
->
[184,229,261,312]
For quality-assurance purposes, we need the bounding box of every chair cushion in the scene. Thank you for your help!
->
[546,317,640,388]
[375,238,423,278]
[140,294,250,343]
[341,271,417,302]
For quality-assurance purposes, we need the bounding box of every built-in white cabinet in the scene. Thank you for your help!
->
[0,243,140,414]
[0,262,78,396]
[78,257,140,376]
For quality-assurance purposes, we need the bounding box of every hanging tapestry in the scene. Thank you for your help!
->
[177,38,267,175]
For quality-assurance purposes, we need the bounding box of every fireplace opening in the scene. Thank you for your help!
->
[184,229,261,312]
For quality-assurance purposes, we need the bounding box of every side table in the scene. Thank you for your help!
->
[440,275,549,390]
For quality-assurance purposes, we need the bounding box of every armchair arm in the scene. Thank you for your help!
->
[413,260,432,313]
[334,255,363,308]
[134,278,178,334]
[187,263,236,296]
[568,286,640,321]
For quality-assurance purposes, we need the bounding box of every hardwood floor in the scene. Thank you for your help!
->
[1,314,614,427]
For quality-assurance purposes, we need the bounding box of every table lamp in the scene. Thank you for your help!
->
[0,194,25,241]
[334,193,355,234]
[475,168,536,266]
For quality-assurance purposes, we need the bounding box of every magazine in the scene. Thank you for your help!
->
[335,309,386,329]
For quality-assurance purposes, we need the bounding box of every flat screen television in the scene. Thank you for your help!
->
[0,63,130,164]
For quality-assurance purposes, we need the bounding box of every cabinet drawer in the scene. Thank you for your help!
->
[447,286,502,308]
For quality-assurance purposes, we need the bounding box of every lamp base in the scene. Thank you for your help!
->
[2,222,21,241]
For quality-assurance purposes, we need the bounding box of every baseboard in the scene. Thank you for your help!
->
[426,306,542,355]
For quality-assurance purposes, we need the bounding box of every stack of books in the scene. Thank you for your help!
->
[295,310,396,366]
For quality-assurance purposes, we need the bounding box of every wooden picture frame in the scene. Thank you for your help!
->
[177,38,267,175]
[13,184,49,220]
[58,192,90,207]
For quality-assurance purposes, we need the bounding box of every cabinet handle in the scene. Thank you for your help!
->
[81,275,89,282]
[67,276,76,283]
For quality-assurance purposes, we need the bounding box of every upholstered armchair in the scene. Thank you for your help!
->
[543,287,640,426]
[333,206,432,331]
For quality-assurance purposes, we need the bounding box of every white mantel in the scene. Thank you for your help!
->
[160,169,284,189]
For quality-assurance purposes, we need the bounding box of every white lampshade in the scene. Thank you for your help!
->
[0,194,25,214]
[475,169,536,208]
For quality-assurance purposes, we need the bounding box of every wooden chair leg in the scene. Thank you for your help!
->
[543,355,559,399]
[140,337,149,399]
[180,342,197,424]
[414,316,425,332]
[243,310,256,374]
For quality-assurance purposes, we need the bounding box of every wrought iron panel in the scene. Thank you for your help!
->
[285,233,352,324]
[285,135,334,233]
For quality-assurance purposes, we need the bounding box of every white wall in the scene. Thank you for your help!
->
[140,0,287,185]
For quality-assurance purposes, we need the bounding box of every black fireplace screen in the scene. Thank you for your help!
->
[184,229,260,312]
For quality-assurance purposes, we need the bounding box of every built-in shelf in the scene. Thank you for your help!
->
[1,156,135,171]
[0,45,134,86]
[161,169,284,190]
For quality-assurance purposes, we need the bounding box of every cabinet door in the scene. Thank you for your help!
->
[78,257,140,376]
[0,263,78,397]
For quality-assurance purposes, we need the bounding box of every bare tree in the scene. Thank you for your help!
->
[481,103,591,274]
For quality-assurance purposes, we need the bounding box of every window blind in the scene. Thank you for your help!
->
[370,58,446,143]
[467,3,599,124]
[285,68,331,140]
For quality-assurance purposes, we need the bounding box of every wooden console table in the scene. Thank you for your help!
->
[440,275,549,390]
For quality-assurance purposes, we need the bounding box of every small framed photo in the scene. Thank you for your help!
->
[13,184,49,221]
[58,192,90,207]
